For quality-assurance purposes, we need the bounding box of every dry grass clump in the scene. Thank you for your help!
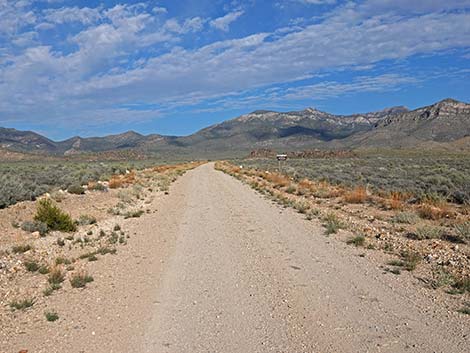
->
[385,192,409,210]
[343,186,368,204]
[417,203,452,220]
[109,171,136,189]
[48,266,65,285]
[12,244,32,254]
[264,173,290,188]
[312,182,342,199]
[324,213,344,235]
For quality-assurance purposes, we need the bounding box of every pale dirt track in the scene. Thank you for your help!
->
[4,163,469,352]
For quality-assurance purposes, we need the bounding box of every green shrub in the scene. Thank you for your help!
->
[12,244,32,253]
[346,235,366,247]
[414,226,443,240]
[48,267,65,285]
[24,261,39,272]
[293,200,310,214]
[401,251,421,271]
[454,222,470,242]
[70,272,94,288]
[324,213,343,235]
[391,212,418,224]
[452,277,470,293]
[45,311,59,322]
[38,265,50,274]
[34,199,76,232]
[55,257,71,265]
[21,220,48,236]
[10,298,34,310]
[77,214,97,226]
[67,184,85,195]
[123,210,144,219]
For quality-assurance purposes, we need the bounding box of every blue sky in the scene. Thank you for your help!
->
[0,0,469,140]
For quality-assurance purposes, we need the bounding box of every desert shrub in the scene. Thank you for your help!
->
[55,257,71,265]
[285,185,297,194]
[400,251,421,271]
[118,190,134,203]
[21,220,48,236]
[431,267,455,289]
[24,260,39,272]
[34,199,76,232]
[67,184,85,195]
[123,210,144,219]
[346,235,366,247]
[324,213,344,234]
[87,181,106,191]
[38,265,50,274]
[70,272,94,288]
[293,200,310,214]
[12,244,32,253]
[452,277,470,293]
[414,226,443,240]
[454,222,470,241]
[77,214,97,226]
[391,212,418,224]
[48,267,65,285]
[98,246,117,255]
[45,311,59,322]
[50,190,66,202]
[10,298,34,310]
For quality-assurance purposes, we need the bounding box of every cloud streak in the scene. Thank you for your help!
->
[210,11,244,31]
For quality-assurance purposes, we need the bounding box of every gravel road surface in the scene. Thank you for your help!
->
[4,163,469,352]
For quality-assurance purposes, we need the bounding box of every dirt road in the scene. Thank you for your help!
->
[4,163,469,352]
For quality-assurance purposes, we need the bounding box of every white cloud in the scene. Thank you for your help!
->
[164,17,205,34]
[210,11,244,31]
[152,6,167,15]
[0,0,36,36]
[43,6,101,25]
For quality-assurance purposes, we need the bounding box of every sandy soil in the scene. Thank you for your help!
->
[2,163,469,352]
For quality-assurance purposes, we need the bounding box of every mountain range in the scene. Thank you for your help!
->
[0,98,469,159]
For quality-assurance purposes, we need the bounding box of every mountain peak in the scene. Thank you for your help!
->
[438,98,461,105]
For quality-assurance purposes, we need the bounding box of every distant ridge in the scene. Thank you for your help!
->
[0,98,468,157]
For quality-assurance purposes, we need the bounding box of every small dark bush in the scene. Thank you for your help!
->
[24,261,39,272]
[38,265,50,274]
[21,221,48,236]
[10,298,34,310]
[48,267,65,285]
[12,244,32,253]
[346,235,366,247]
[123,210,144,219]
[67,184,85,195]
[45,311,59,322]
[77,214,97,226]
[70,272,94,288]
